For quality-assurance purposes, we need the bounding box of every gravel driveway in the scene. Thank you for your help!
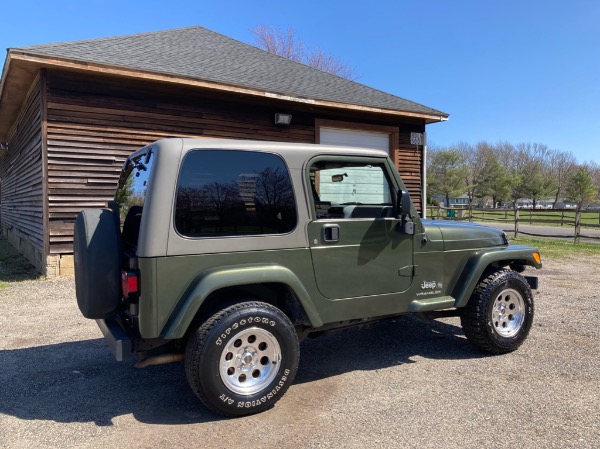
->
[0,257,598,449]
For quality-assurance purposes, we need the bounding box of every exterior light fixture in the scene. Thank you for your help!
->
[274,113,292,126]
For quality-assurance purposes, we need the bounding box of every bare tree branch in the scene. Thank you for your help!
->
[251,25,356,80]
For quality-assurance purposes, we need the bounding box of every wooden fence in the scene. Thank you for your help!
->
[425,206,600,243]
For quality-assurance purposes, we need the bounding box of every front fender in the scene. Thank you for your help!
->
[161,264,323,339]
[452,245,542,308]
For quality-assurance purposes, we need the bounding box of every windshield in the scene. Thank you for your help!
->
[114,151,154,224]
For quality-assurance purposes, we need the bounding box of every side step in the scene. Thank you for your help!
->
[408,296,455,313]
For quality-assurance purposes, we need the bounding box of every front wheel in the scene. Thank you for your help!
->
[185,301,299,416]
[460,269,534,354]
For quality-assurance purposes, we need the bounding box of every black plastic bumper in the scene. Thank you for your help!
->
[525,276,539,290]
[96,316,133,361]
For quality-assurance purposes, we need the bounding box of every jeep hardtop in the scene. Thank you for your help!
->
[74,138,541,416]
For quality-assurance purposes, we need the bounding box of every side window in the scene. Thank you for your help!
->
[115,151,154,223]
[175,150,297,237]
[310,161,394,219]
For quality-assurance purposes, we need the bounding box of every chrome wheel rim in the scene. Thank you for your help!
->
[491,288,525,338]
[219,327,281,395]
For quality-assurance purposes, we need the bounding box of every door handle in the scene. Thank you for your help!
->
[322,224,340,242]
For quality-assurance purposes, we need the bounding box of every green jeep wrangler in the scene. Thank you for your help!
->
[74,138,541,416]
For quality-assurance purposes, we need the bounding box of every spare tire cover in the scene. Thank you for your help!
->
[73,208,121,319]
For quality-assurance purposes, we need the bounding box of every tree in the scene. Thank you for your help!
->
[460,141,512,207]
[515,143,556,209]
[251,25,355,79]
[427,148,468,207]
[565,165,599,212]
[477,144,511,208]
[548,149,576,207]
[520,159,555,209]
[586,161,600,197]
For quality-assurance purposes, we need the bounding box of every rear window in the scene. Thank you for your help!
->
[175,150,297,237]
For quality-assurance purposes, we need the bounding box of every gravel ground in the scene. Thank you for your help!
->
[0,257,598,449]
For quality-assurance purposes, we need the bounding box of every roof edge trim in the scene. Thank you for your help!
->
[0,53,13,106]
[8,51,449,123]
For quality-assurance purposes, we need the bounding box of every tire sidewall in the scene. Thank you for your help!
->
[193,305,298,416]
[484,274,534,350]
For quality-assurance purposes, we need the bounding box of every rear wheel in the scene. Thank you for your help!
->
[185,301,299,416]
[460,269,534,354]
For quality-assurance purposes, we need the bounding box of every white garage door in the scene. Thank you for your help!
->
[319,127,390,151]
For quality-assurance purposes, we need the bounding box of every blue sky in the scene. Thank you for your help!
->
[1,0,598,163]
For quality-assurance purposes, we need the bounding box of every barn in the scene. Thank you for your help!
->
[0,26,448,276]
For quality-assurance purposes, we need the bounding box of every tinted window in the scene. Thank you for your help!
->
[115,151,154,223]
[175,150,297,237]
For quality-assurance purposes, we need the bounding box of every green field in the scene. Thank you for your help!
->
[473,210,600,227]
[509,236,600,259]
[429,207,600,228]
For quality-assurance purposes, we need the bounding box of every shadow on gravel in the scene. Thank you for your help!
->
[295,315,485,384]
[0,236,40,283]
[0,316,484,426]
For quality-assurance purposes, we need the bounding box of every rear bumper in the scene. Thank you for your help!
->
[96,316,133,361]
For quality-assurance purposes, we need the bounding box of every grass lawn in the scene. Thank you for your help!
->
[509,235,600,259]
[0,236,40,288]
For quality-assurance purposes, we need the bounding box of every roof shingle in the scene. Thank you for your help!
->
[13,26,448,118]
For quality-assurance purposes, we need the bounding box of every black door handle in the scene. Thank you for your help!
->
[323,225,340,242]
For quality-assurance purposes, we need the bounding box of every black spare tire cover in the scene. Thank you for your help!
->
[73,208,121,319]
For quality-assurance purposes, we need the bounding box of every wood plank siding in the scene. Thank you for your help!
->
[0,76,44,268]
[43,70,424,255]
[395,130,424,213]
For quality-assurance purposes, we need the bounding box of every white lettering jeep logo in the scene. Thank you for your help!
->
[421,281,437,289]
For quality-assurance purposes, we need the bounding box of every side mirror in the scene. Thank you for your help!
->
[397,190,412,217]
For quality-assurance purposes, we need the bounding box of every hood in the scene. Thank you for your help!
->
[422,220,508,251]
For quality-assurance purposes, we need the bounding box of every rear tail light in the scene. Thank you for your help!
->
[121,270,138,298]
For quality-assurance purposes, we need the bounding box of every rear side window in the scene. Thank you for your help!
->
[175,150,297,237]
[115,151,154,223]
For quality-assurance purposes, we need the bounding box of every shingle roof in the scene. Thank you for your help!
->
[12,26,447,118]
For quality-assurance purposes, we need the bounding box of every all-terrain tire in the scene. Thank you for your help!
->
[73,208,121,319]
[185,301,299,417]
[460,269,534,354]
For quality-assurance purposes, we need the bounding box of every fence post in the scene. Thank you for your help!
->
[514,208,519,238]
[561,210,565,226]
[574,209,581,244]
[529,209,532,224]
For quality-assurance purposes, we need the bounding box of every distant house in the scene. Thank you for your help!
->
[553,200,577,209]
[432,193,470,207]
[0,26,448,276]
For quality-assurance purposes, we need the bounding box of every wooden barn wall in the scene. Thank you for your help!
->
[0,77,44,268]
[395,127,424,213]
[44,71,316,254]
